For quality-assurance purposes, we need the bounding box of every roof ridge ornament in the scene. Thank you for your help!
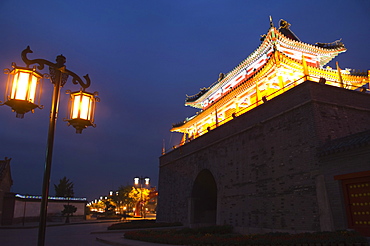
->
[315,39,345,49]
[218,73,225,82]
[279,19,290,29]
[261,16,274,42]
[278,19,300,41]
[269,16,274,27]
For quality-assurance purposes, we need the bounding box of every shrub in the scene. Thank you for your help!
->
[124,226,369,245]
[108,220,182,230]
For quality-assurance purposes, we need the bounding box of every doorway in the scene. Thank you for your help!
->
[190,169,217,226]
[335,171,370,237]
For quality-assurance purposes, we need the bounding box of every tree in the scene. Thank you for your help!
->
[129,186,150,203]
[114,186,134,205]
[54,177,75,223]
[88,200,105,213]
[54,176,74,197]
[129,186,150,217]
[108,185,149,217]
[109,185,135,215]
[103,200,116,216]
[61,205,77,223]
[87,185,152,218]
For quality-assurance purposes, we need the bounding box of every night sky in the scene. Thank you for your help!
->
[0,1,369,202]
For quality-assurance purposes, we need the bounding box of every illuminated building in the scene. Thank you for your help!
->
[171,19,369,146]
[158,19,370,236]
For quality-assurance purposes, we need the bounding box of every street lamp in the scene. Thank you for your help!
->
[1,46,99,246]
[133,176,150,218]
[66,89,98,134]
[2,62,44,118]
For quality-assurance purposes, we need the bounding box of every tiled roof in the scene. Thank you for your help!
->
[184,21,347,109]
[319,130,370,156]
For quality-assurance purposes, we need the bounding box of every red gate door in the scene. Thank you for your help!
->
[336,171,370,237]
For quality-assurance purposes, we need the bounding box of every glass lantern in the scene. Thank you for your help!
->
[66,90,98,133]
[3,63,43,118]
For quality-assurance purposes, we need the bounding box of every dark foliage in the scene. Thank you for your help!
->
[61,205,77,216]
[54,176,74,197]
[124,226,369,245]
[108,220,182,230]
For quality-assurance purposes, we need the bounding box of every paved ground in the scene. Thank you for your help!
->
[3,219,368,245]
[0,220,181,246]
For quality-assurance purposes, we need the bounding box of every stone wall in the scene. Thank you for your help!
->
[1,193,87,225]
[158,81,370,233]
[319,140,370,232]
[0,158,12,224]
[13,199,86,218]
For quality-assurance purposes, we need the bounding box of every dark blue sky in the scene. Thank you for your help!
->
[0,0,369,201]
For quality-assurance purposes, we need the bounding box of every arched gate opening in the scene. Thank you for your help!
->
[190,169,217,226]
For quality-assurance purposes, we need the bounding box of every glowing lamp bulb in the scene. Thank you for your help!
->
[3,64,42,118]
[66,90,98,134]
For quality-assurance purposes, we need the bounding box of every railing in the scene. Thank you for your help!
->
[164,75,368,154]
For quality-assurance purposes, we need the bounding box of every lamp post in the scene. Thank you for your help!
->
[1,46,99,246]
[133,176,150,218]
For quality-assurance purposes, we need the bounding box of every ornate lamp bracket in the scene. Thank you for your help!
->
[21,46,91,89]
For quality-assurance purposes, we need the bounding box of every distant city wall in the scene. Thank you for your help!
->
[13,199,86,218]
[1,193,86,225]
